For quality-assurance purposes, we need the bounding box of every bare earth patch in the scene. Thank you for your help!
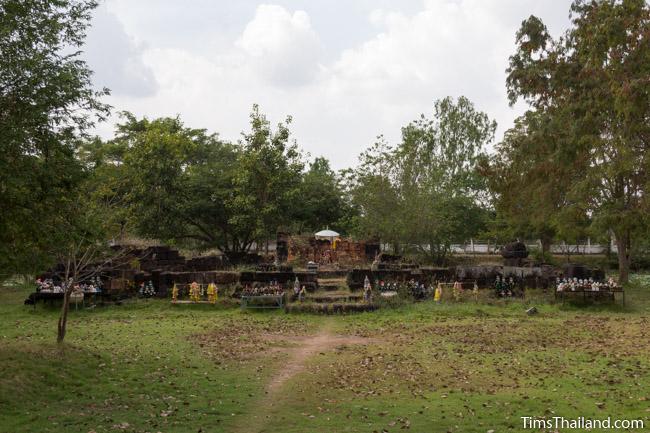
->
[192,315,317,363]
[266,331,373,393]
[221,322,375,433]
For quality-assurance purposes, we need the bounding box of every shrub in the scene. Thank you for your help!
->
[285,302,376,314]
[530,247,556,265]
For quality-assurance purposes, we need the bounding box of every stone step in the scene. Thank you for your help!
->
[319,284,345,291]
[306,294,364,303]
[286,302,376,314]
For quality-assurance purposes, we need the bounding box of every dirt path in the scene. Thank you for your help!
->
[231,321,372,433]
[267,327,369,393]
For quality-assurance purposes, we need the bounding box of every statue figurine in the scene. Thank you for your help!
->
[494,276,503,297]
[363,275,371,291]
[207,282,218,304]
[363,284,372,303]
[501,277,509,296]
[452,280,462,301]
[172,283,179,303]
[190,281,200,302]
[508,277,515,296]
[472,282,479,301]
[434,282,442,303]
[293,276,300,295]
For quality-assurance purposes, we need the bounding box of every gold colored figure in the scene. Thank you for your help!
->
[190,281,200,302]
[434,283,442,302]
[207,283,218,304]
[172,283,179,303]
[452,281,462,302]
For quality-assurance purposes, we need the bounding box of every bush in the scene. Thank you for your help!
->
[285,302,376,314]
[373,293,412,309]
[631,253,650,272]
[530,247,556,265]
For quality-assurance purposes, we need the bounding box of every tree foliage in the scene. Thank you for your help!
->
[99,107,307,261]
[480,110,589,253]
[112,114,238,255]
[504,0,650,281]
[347,97,495,263]
[0,0,109,278]
[230,105,304,248]
[291,157,352,234]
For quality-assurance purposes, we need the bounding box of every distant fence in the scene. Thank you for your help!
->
[255,239,612,256]
[393,239,611,255]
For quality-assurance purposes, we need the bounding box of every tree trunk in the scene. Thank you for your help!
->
[540,236,552,256]
[615,229,630,284]
[57,289,71,343]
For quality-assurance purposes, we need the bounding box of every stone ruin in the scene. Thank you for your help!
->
[39,245,317,298]
[501,241,530,266]
[347,267,451,289]
[371,252,418,271]
[276,232,380,267]
[346,249,605,290]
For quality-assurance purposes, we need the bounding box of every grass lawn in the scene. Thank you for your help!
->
[1,276,650,433]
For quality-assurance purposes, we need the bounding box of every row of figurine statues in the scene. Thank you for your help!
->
[170,277,309,303]
[362,275,481,302]
[556,277,618,292]
[241,278,309,300]
[171,282,219,304]
[36,277,103,294]
[493,275,521,298]
[241,282,285,296]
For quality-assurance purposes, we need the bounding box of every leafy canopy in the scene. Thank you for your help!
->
[504,0,650,280]
[347,96,495,263]
[0,0,109,277]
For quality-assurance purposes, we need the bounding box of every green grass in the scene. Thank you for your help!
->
[1,276,650,432]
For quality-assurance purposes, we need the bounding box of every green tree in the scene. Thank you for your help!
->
[230,105,304,253]
[0,0,109,278]
[481,110,572,254]
[113,114,241,255]
[349,97,495,263]
[292,157,351,234]
[506,0,650,282]
[78,136,132,240]
[114,106,304,262]
[49,174,125,343]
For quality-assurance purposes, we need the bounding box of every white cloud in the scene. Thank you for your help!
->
[330,2,533,128]
[236,4,323,86]
[84,3,157,97]
[92,0,573,169]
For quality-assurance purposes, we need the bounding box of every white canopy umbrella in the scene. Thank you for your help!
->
[315,229,340,241]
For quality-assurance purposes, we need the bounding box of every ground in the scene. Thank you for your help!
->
[2,276,650,433]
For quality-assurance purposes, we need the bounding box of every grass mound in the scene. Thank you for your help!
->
[286,302,377,314]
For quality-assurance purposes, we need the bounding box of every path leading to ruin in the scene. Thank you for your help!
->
[231,320,372,433]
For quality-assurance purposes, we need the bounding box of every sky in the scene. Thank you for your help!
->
[84,0,575,169]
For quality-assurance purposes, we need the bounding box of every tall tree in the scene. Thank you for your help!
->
[481,110,571,254]
[0,0,109,278]
[49,173,126,343]
[114,107,304,262]
[114,114,242,256]
[292,157,351,234]
[229,105,304,252]
[506,0,650,282]
[349,97,495,263]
